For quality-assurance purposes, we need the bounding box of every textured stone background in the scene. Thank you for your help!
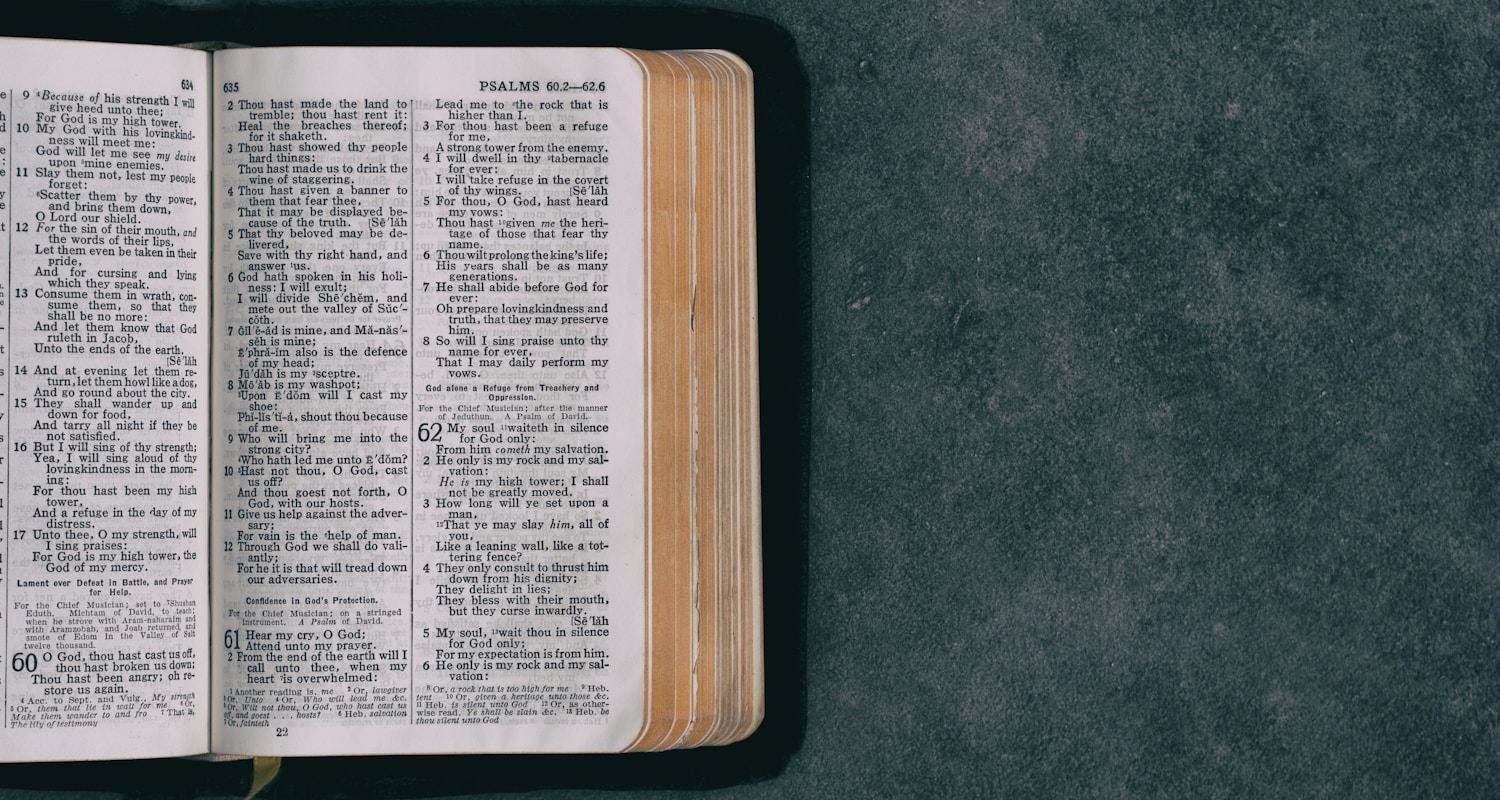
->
[4,1,1500,797]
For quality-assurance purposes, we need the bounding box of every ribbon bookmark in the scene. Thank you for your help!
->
[246,756,283,800]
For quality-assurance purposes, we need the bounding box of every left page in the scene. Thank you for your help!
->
[0,38,212,761]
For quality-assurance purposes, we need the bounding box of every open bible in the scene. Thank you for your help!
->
[0,36,760,760]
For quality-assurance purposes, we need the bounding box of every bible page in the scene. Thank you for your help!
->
[0,37,212,762]
[210,47,646,756]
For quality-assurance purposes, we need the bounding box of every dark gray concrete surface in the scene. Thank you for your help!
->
[4,1,1500,797]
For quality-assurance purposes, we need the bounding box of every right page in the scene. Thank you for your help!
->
[210,47,646,756]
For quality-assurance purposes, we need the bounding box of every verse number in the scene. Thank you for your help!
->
[11,652,50,672]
